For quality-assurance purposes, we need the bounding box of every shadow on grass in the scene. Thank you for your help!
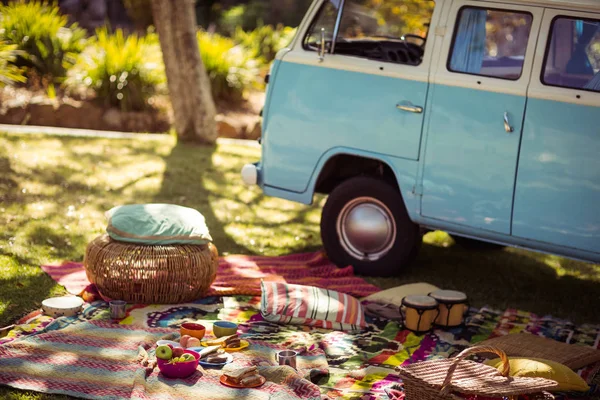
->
[367,241,600,325]
[154,140,253,255]
[0,153,65,326]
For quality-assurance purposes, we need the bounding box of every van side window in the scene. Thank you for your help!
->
[334,0,434,66]
[448,7,533,80]
[542,17,600,92]
[303,0,341,53]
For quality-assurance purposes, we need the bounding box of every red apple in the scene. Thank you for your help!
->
[172,347,185,358]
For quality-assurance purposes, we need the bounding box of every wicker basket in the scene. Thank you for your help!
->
[84,234,218,303]
[396,345,558,400]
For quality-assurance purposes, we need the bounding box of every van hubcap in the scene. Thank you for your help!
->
[337,197,396,261]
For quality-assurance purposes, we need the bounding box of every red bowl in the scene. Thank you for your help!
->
[157,349,200,379]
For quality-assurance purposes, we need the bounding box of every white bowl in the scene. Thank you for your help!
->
[156,340,182,348]
[41,296,84,318]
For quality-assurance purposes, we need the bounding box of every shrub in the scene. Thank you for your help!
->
[218,2,268,35]
[66,28,165,112]
[234,24,297,64]
[0,42,26,87]
[197,30,259,103]
[0,0,87,83]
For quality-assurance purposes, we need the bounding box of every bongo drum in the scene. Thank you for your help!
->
[428,290,469,328]
[400,295,439,334]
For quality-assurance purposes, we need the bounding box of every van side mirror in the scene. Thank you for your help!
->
[319,28,326,62]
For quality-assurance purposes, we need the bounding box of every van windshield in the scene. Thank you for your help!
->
[304,0,435,66]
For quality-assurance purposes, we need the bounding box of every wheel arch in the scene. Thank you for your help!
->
[307,147,417,217]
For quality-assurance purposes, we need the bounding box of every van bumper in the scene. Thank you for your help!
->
[241,162,261,186]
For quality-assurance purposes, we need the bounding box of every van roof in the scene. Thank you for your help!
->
[479,0,600,12]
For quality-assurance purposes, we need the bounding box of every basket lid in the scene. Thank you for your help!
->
[402,295,438,309]
[428,290,468,303]
[397,358,559,397]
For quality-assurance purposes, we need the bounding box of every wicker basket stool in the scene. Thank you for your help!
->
[396,345,559,400]
[84,234,218,303]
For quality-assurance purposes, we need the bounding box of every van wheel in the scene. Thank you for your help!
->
[320,176,420,276]
[452,236,505,250]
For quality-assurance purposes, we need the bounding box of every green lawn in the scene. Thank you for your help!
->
[0,131,599,399]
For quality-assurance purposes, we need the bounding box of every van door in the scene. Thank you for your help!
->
[261,0,439,194]
[421,2,542,234]
[512,10,600,254]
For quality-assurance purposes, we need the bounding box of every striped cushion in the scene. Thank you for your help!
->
[260,281,367,331]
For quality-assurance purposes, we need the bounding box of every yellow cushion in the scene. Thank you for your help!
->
[485,357,590,392]
[362,282,439,305]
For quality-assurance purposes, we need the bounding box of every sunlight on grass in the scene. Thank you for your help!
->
[1,131,599,334]
[423,230,453,247]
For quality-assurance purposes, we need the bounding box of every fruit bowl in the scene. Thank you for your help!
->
[157,349,200,379]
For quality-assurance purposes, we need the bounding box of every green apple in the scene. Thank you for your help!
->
[155,345,173,360]
[180,353,195,362]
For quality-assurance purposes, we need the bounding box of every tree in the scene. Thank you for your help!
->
[150,0,217,143]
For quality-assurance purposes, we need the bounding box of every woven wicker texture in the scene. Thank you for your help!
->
[396,346,558,400]
[84,234,218,303]
[478,333,600,370]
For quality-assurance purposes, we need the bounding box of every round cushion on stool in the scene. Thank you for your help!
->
[84,234,218,303]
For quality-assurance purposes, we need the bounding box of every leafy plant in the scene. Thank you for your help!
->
[234,24,297,64]
[0,0,87,83]
[218,2,269,35]
[197,30,259,103]
[66,28,165,112]
[0,42,26,86]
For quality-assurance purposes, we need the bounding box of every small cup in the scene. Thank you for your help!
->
[276,350,297,370]
[109,300,127,320]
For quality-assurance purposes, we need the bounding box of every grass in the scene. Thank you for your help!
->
[0,131,599,399]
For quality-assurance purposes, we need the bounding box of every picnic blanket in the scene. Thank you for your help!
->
[41,251,380,299]
[1,295,599,400]
[0,319,324,400]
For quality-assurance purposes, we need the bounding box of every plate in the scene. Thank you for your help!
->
[219,374,266,388]
[201,339,250,352]
[199,352,233,368]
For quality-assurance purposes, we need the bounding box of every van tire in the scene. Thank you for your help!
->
[320,176,420,276]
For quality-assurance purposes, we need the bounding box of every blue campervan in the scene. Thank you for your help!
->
[241,0,600,276]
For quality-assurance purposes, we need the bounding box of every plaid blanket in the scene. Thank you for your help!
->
[1,295,598,399]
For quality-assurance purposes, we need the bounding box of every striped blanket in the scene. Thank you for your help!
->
[0,319,325,400]
[41,251,380,299]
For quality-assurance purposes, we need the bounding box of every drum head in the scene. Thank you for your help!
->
[402,295,438,309]
[428,290,468,303]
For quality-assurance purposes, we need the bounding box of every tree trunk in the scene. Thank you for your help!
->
[150,0,216,143]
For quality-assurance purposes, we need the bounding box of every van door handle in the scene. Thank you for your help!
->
[396,101,423,114]
[504,112,514,133]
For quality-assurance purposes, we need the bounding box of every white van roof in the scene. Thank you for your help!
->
[479,0,600,12]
